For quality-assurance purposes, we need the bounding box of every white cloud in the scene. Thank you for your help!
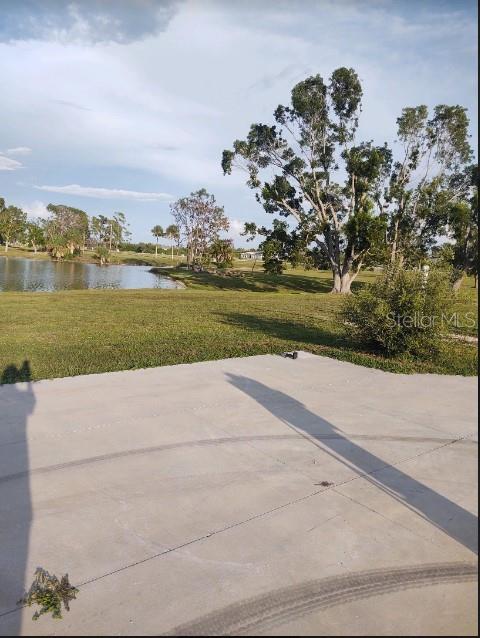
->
[223,218,260,248]
[228,218,246,238]
[35,184,174,201]
[23,200,49,219]
[2,1,474,191]
[0,0,476,238]
[0,154,22,170]
[6,146,32,155]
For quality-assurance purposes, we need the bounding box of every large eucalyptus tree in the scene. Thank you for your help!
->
[386,104,473,266]
[222,68,391,292]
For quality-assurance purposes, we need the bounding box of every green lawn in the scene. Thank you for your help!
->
[0,267,477,383]
[168,266,377,292]
[2,247,51,260]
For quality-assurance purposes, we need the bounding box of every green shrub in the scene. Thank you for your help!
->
[94,244,111,265]
[209,239,234,268]
[343,266,454,356]
[262,239,284,274]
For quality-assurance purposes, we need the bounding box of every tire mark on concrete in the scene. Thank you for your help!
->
[163,562,478,636]
[0,433,472,483]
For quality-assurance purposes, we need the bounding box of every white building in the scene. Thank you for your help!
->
[239,251,263,260]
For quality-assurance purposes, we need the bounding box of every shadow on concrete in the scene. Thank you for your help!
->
[226,374,478,555]
[0,361,35,635]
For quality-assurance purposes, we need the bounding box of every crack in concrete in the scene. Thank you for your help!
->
[331,487,444,550]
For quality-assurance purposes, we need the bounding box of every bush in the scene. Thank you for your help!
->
[343,266,454,357]
[262,239,284,274]
[209,239,234,268]
[93,245,110,265]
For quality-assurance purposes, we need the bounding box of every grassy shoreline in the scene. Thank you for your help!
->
[1,246,477,382]
[0,277,477,383]
[1,246,183,267]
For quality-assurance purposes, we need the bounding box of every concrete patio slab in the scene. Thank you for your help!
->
[0,352,477,635]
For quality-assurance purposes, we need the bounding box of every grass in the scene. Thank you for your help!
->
[2,247,51,260]
[0,267,477,382]
[167,266,377,293]
[449,283,479,337]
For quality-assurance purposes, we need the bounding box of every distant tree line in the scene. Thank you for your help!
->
[119,238,184,256]
[0,200,131,263]
[0,191,235,270]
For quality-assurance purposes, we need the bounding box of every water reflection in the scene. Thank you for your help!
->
[0,257,180,292]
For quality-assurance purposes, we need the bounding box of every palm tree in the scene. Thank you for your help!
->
[165,224,180,260]
[151,225,164,256]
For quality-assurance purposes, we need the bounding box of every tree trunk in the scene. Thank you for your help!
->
[390,220,399,264]
[4,241,9,252]
[155,242,158,256]
[331,270,352,293]
[319,238,355,294]
[453,272,466,293]
[171,243,174,260]
[187,244,192,268]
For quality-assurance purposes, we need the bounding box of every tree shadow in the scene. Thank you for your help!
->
[219,312,366,353]
[226,374,478,554]
[0,361,35,635]
[172,269,334,293]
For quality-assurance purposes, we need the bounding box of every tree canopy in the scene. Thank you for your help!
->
[165,224,180,259]
[170,189,229,269]
[385,104,473,267]
[222,68,476,291]
[151,224,165,255]
[91,213,129,252]
[0,199,27,252]
[44,204,89,257]
[222,68,393,292]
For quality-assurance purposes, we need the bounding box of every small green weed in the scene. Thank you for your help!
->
[18,567,78,621]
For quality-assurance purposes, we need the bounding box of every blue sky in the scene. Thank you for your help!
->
[0,0,477,244]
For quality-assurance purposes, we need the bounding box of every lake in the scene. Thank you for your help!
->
[0,256,181,292]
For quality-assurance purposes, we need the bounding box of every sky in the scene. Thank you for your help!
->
[0,0,477,245]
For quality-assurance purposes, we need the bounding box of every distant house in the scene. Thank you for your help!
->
[239,250,263,260]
